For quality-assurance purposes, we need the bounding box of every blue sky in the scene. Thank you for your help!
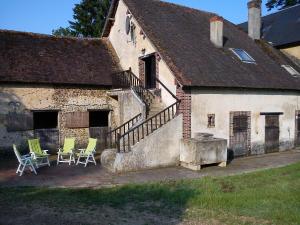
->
[0,0,277,35]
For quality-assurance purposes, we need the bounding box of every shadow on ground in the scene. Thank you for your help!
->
[0,182,199,225]
[1,151,300,224]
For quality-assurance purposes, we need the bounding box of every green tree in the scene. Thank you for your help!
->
[52,0,111,37]
[266,0,300,11]
[52,27,75,37]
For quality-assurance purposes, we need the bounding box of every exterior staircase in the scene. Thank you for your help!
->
[147,100,165,118]
[103,69,181,172]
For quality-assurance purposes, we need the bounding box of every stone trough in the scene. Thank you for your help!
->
[180,133,227,171]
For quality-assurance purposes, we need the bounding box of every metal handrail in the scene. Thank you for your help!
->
[112,70,156,111]
[116,76,181,152]
[109,113,142,134]
[110,69,181,152]
[117,101,180,152]
[156,78,179,102]
[107,113,142,148]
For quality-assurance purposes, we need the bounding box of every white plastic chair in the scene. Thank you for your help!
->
[57,138,76,165]
[13,144,37,176]
[76,138,97,167]
[28,139,50,168]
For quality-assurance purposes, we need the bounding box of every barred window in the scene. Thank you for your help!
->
[233,115,248,133]
[208,114,215,128]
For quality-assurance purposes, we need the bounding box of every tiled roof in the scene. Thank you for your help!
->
[0,30,120,86]
[103,0,300,90]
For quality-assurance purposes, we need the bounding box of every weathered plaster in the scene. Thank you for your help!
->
[191,89,300,154]
[108,114,183,172]
[180,135,227,170]
[0,84,119,153]
[108,0,177,107]
[111,89,146,124]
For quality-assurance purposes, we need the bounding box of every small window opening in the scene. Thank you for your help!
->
[281,65,300,77]
[208,114,215,128]
[33,111,58,129]
[230,48,256,63]
[89,110,109,127]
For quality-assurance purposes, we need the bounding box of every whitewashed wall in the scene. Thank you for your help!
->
[108,0,177,107]
[191,89,300,154]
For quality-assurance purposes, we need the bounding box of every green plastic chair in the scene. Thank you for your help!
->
[28,139,50,168]
[76,138,97,167]
[57,138,76,165]
[13,144,37,176]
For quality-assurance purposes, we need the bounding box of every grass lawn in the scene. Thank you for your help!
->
[0,163,300,225]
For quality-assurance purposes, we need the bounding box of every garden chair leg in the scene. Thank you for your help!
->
[29,161,37,175]
[84,157,89,167]
[76,156,81,165]
[16,164,21,174]
[69,155,72,165]
[19,165,24,176]
[19,160,29,176]
[92,155,96,165]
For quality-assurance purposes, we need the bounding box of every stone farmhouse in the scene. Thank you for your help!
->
[1,0,300,172]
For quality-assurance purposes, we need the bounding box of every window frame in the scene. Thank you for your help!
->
[281,65,300,77]
[230,48,256,64]
[207,114,215,128]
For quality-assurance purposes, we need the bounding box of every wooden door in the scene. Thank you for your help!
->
[144,55,156,89]
[230,112,251,157]
[265,115,279,153]
[295,111,300,147]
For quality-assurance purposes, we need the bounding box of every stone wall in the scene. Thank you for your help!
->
[0,84,119,154]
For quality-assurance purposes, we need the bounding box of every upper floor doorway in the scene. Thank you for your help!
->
[139,53,157,89]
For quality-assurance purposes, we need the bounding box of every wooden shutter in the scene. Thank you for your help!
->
[65,111,89,128]
[6,111,33,132]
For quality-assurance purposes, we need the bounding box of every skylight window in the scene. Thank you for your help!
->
[230,48,256,63]
[282,65,300,77]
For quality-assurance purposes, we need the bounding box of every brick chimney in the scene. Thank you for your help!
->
[210,16,223,48]
[248,0,262,40]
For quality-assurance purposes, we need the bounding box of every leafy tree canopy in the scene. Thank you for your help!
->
[266,0,300,11]
[52,0,111,37]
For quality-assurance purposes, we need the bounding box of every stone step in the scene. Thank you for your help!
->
[149,107,164,112]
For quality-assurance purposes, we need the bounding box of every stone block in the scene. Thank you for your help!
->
[180,133,227,170]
